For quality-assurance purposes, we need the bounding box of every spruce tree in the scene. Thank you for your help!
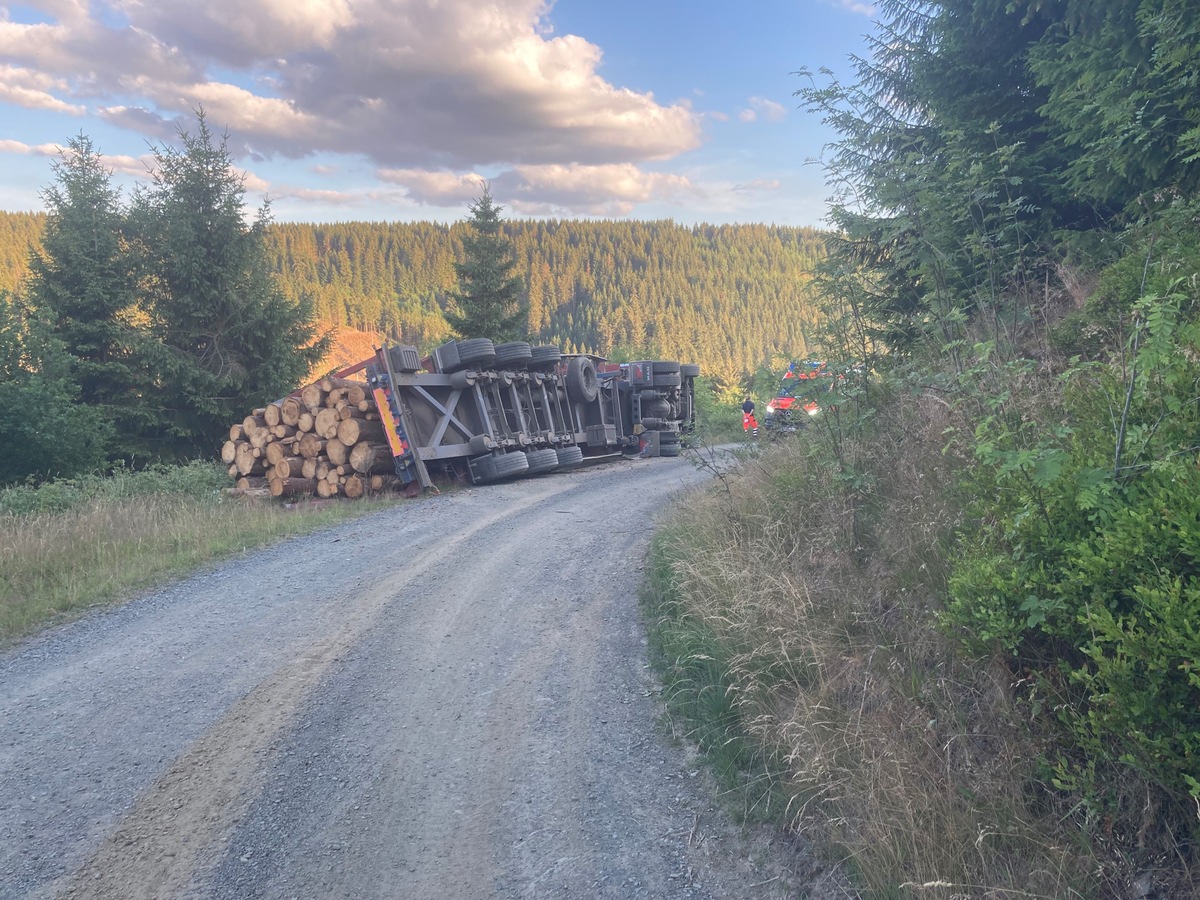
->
[25,135,152,459]
[445,187,528,341]
[130,110,329,458]
[0,292,110,482]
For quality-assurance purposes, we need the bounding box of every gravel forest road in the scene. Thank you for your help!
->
[0,453,847,900]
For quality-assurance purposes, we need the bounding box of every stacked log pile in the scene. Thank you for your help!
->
[220,375,399,499]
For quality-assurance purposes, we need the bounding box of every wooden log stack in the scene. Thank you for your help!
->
[220,375,399,500]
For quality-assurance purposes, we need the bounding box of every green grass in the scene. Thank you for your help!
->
[0,461,397,643]
[642,524,793,824]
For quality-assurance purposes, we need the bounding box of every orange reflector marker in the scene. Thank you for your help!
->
[373,387,407,458]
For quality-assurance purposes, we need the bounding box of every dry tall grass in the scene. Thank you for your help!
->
[647,392,1114,898]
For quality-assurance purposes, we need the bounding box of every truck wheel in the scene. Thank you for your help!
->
[566,356,599,403]
[525,448,559,475]
[492,451,530,479]
[454,338,496,372]
[471,451,529,482]
[494,341,533,370]
[555,445,584,468]
[651,360,681,375]
[654,372,682,388]
[529,345,562,371]
[680,363,701,378]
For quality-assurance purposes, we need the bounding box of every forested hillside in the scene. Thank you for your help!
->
[0,211,43,294]
[0,211,825,387]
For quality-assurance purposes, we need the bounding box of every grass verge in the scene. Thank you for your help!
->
[0,461,396,644]
[643,399,1112,898]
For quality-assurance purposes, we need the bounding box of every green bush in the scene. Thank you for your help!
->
[0,460,227,517]
[945,281,1200,819]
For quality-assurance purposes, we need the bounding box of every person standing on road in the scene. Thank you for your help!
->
[742,396,758,438]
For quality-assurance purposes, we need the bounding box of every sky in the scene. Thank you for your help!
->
[0,0,879,227]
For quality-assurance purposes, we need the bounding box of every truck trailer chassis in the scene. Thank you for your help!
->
[339,339,699,490]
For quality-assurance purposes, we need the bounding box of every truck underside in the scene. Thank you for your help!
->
[352,339,700,488]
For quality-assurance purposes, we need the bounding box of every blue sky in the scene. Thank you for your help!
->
[0,0,878,226]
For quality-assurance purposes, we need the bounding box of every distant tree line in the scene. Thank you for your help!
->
[263,218,824,388]
[1,206,827,408]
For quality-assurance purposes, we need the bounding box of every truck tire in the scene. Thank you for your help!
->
[652,360,681,375]
[525,448,559,475]
[566,356,599,403]
[658,432,682,456]
[680,363,701,378]
[471,451,530,483]
[555,445,584,468]
[494,341,533,370]
[653,372,682,388]
[529,345,562,371]
[453,338,496,372]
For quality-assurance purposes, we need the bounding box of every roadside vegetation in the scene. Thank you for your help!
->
[646,1,1200,897]
[0,462,393,644]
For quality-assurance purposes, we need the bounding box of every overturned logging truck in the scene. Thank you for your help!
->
[222,339,700,499]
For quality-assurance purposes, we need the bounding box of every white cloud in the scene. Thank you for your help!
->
[0,0,713,216]
[377,168,488,206]
[739,96,786,124]
[378,162,697,216]
[0,66,85,114]
[0,137,154,178]
[0,139,61,157]
[833,0,876,15]
[1,1,700,169]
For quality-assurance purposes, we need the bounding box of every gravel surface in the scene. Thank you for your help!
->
[0,452,851,900]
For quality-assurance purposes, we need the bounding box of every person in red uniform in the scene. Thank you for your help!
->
[742,396,758,437]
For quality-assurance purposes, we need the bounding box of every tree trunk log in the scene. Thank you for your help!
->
[265,441,290,466]
[326,438,351,467]
[298,434,327,459]
[343,475,365,499]
[280,396,304,426]
[349,441,394,474]
[274,456,305,479]
[297,411,315,433]
[242,414,266,439]
[220,440,238,464]
[315,407,342,439]
[229,423,244,441]
[316,480,339,498]
[337,417,386,446]
[235,443,266,475]
[301,457,318,480]
[235,476,267,491]
[270,476,317,498]
[263,402,282,427]
[301,383,325,411]
[320,377,369,406]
